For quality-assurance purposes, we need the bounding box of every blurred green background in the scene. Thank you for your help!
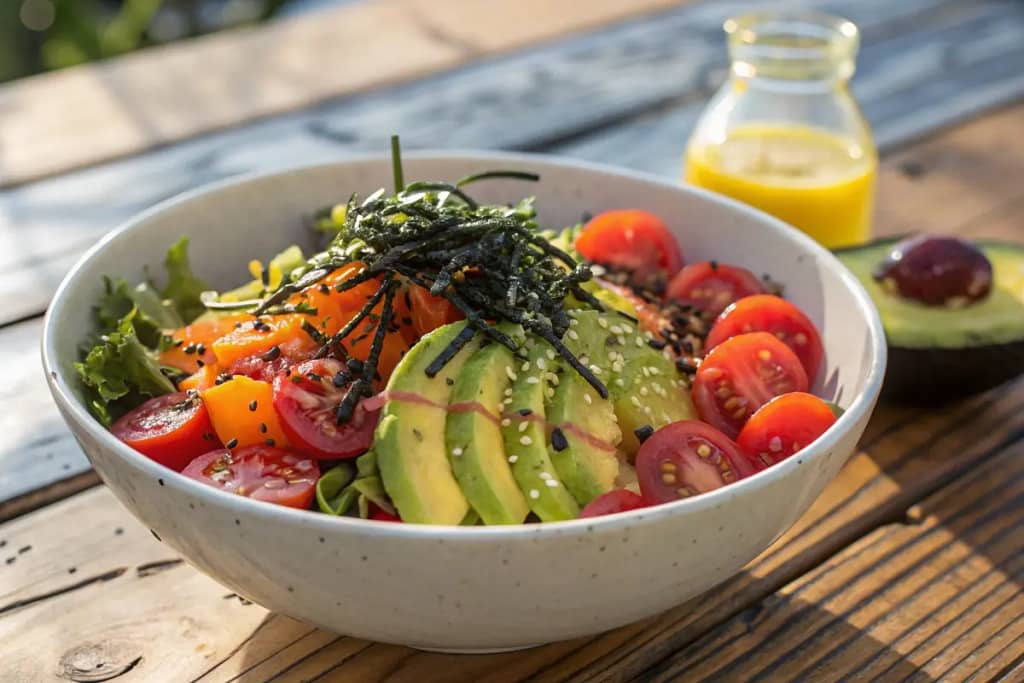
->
[0,0,337,83]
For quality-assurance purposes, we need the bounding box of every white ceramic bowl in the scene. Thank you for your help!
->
[43,153,885,652]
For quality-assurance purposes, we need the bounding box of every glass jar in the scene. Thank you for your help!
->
[685,11,876,248]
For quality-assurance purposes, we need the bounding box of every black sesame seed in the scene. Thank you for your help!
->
[261,346,282,362]
[196,359,205,368]
[318,284,331,295]
[202,432,216,441]
[264,438,276,446]
[259,423,268,434]
[445,377,454,386]
[225,438,239,449]
[248,400,258,411]
[517,408,533,417]
[196,344,206,356]
[709,260,718,270]
[634,425,655,443]
[184,344,197,354]
[648,339,667,350]
[551,427,569,452]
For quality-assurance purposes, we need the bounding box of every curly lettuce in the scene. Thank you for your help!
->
[161,236,208,323]
[75,309,176,425]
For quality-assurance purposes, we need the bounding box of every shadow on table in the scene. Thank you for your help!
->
[644,593,934,682]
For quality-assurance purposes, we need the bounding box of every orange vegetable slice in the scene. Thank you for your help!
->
[160,314,253,374]
[201,376,289,449]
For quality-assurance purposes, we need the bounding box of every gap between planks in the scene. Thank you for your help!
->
[0,0,682,189]
[0,376,1021,682]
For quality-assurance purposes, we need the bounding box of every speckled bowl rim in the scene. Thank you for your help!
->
[42,150,887,540]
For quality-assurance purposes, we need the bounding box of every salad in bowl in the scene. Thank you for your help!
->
[76,140,843,527]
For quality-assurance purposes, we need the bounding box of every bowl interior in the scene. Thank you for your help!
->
[47,153,880,412]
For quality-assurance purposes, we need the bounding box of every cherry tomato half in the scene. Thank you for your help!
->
[578,490,648,518]
[736,392,837,470]
[182,445,319,509]
[407,284,463,338]
[692,332,809,437]
[666,262,765,317]
[706,295,824,382]
[111,391,220,471]
[636,421,755,504]
[575,210,684,276]
[369,507,403,523]
[272,358,380,459]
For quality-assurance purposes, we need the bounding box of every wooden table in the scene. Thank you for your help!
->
[2,1,1023,680]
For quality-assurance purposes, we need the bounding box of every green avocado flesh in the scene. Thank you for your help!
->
[501,340,581,521]
[446,327,531,525]
[376,323,478,525]
[377,309,697,523]
[837,240,1024,349]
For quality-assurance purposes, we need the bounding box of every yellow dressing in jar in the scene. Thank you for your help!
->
[685,11,877,248]
[686,125,875,248]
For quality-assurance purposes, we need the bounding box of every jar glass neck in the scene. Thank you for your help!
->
[725,11,858,84]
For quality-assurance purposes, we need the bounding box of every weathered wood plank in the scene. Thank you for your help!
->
[2,0,1021,325]
[1,378,1020,682]
[4,96,1022,518]
[0,0,682,188]
[641,440,1024,682]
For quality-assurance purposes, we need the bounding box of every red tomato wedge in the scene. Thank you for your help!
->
[272,359,380,459]
[666,262,765,317]
[692,332,809,437]
[111,392,220,471]
[369,508,403,523]
[182,445,319,508]
[736,392,837,470]
[578,490,648,518]
[706,295,824,381]
[407,284,463,338]
[636,421,754,503]
[575,210,683,276]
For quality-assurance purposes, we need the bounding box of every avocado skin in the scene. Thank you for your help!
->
[376,323,477,525]
[836,237,1024,400]
[884,343,1024,401]
[446,332,531,525]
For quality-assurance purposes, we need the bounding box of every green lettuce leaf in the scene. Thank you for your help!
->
[161,237,208,323]
[75,309,176,425]
[95,276,184,348]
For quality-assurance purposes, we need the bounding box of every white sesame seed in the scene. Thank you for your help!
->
[547,350,556,361]
[546,387,555,399]
[539,471,552,480]
[649,367,661,375]
[580,355,590,366]
[615,378,626,387]
[508,454,519,463]
[527,376,540,384]
[610,325,623,335]
[505,366,518,381]
[621,322,634,333]
[536,358,547,370]
[644,406,653,416]
[598,318,609,329]
[584,393,593,405]
[636,336,645,347]
[503,397,514,406]
[549,374,560,386]
[504,388,513,397]
[588,364,601,375]
[642,367,651,377]
[518,421,529,433]
[644,331,655,340]
[568,330,580,340]
[612,361,624,373]
[630,396,642,407]
[452,447,463,457]
[520,435,533,445]
[662,412,672,423]
[530,489,540,499]
[617,335,626,345]
[545,479,559,488]
[570,318,579,327]
[521,361,531,372]
[640,387,649,396]
[501,418,511,427]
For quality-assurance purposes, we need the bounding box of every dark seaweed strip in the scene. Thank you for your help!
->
[425,325,477,378]
[315,275,393,359]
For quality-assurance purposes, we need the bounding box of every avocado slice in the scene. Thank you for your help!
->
[446,328,531,525]
[836,237,1024,398]
[545,357,622,506]
[376,322,478,524]
[567,310,697,455]
[501,339,580,521]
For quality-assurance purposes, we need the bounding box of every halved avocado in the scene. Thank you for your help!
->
[836,237,1024,399]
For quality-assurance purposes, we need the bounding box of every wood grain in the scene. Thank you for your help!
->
[2,0,1021,326]
[642,440,1024,682]
[1,377,1020,682]
[0,0,680,188]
